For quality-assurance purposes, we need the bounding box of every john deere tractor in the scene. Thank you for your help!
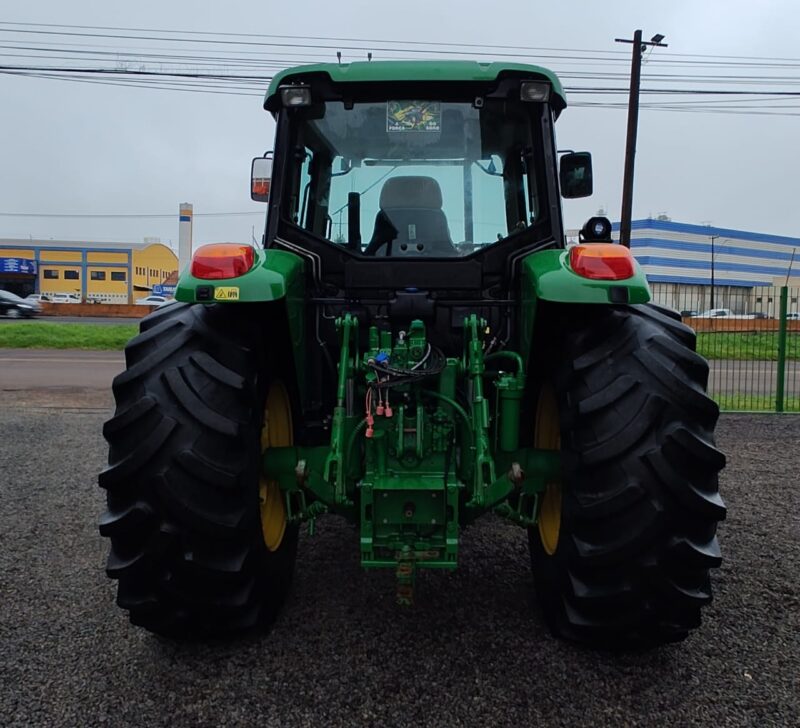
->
[100,61,726,648]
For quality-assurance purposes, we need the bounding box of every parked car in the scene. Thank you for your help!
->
[694,308,733,318]
[135,295,169,306]
[25,293,51,304]
[0,289,38,318]
[680,309,699,317]
[786,312,800,320]
[694,308,755,319]
[49,293,82,304]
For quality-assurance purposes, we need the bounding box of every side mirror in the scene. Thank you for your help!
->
[251,154,273,202]
[559,152,593,198]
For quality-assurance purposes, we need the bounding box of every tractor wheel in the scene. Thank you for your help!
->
[529,303,726,649]
[99,302,298,638]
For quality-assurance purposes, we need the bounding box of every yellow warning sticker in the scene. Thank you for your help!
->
[214,286,240,301]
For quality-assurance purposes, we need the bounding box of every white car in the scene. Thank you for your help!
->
[25,293,51,304]
[694,308,733,318]
[135,295,169,306]
[694,308,755,320]
[49,293,82,304]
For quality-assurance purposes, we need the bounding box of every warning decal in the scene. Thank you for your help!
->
[214,287,240,301]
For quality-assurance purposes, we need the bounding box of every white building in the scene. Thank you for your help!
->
[622,218,800,315]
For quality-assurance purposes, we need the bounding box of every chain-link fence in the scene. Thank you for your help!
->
[660,284,800,412]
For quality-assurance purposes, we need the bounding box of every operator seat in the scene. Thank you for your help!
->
[364,176,458,256]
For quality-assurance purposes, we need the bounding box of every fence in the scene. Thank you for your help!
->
[666,285,800,413]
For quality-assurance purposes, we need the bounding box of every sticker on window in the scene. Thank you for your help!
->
[387,101,441,132]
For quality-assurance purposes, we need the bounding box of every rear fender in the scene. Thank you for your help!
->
[520,248,651,366]
[175,248,307,400]
[175,248,304,303]
[522,248,650,305]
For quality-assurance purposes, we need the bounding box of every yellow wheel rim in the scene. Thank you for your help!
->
[535,384,561,556]
[259,381,292,551]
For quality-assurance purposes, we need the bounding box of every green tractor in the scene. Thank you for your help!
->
[100,61,726,649]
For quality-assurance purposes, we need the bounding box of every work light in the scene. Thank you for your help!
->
[520,81,550,103]
[280,86,312,107]
[580,216,613,242]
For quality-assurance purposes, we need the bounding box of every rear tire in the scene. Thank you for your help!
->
[529,303,726,649]
[99,302,298,638]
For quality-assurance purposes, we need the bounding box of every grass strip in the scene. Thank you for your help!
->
[696,332,800,360]
[713,393,800,412]
[0,321,138,350]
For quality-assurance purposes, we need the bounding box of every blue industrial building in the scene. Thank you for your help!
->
[615,219,800,314]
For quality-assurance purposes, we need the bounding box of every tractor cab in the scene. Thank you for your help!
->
[254,62,591,267]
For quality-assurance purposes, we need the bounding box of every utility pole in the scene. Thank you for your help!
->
[615,30,667,248]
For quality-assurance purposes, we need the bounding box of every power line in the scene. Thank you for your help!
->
[1,24,799,116]
[4,63,800,95]
[4,23,800,72]
[6,20,800,65]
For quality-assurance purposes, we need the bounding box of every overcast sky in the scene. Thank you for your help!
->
[2,0,799,250]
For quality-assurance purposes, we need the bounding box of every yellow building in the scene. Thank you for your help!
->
[0,238,178,303]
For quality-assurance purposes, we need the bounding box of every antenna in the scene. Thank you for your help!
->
[367,52,372,62]
[336,51,342,65]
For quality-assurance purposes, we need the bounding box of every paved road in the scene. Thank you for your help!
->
[0,392,797,726]
[708,360,800,397]
[0,349,124,389]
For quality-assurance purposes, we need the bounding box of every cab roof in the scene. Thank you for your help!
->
[265,60,567,114]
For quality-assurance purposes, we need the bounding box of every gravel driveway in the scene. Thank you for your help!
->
[1,391,797,727]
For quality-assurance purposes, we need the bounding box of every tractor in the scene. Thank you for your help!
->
[100,60,726,649]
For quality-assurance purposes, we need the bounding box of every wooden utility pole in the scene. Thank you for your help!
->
[615,30,668,247]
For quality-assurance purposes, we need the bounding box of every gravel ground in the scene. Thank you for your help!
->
[1,391,798,727]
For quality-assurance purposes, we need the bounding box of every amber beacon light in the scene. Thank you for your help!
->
[569,243,635,280]
[190,243,256,280]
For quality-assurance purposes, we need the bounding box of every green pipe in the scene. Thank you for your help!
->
[438,359,458,400]
[484,350,524,375]
[335,315,353,407]
[486,352,525,452]
[497,377,524,452]
[776,285,788,413]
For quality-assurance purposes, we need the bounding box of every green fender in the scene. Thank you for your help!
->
[175,248,307,397]
[521,248,650,304]
[519,248,651,365]
[175,248,304,303]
